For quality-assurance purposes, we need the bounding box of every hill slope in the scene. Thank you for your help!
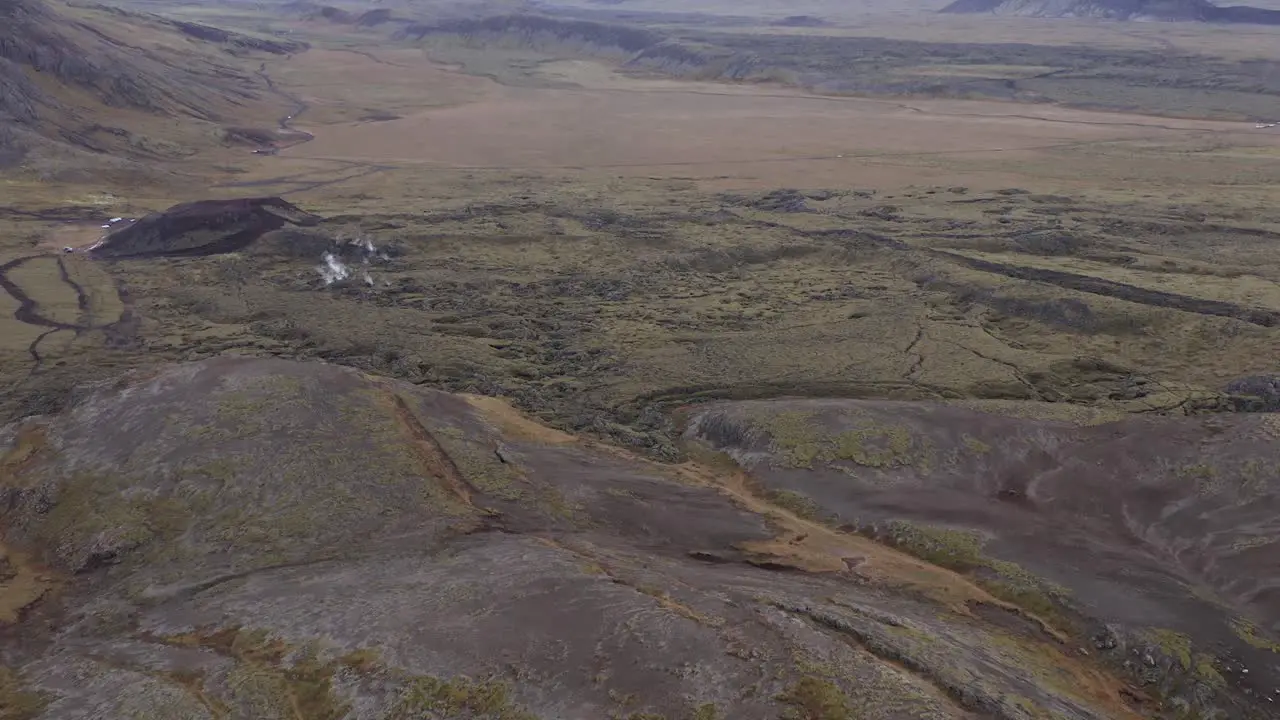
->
[0,0,300,181]
[1,357,1277,718]
[940,0,1280,23]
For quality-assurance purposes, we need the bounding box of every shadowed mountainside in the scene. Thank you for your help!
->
[940,0,1280,24]
[395,11,1280,119]
[0,0,299,179]
[88,197,323,259]
[0,358,1276,719]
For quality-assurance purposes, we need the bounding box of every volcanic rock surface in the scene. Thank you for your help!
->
[0,357,1276,719]
[88,198,322,259]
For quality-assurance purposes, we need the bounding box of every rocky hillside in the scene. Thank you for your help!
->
[1,357,1277,719]
[0,0,301,180]
[400,14,767,79]
[940,0,1280,23]
[399,14,663,56]
[89,197,323,259]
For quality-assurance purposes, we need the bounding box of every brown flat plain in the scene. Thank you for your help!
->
[251,49,1280,197]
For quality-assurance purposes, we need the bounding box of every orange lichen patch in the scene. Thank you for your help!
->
[557,432,1046,621]
[163,669,232,718]
[679,460,1019,616]
[461,395,577,446]
[0,423,60,623]
[987,631,1150,720]
[144,627,352,720]
[0,543,60,624]
[680,458,1147,715]
[0,422,50,489]
[738,535,849,574]
[152,626,290,663]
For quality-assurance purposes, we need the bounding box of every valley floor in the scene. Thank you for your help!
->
[241,49,1280,196]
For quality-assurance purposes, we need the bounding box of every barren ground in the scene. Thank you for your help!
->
[256,50,1280,193]
[3,2,1280,717]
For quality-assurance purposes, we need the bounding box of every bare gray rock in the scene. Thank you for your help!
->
[1,358,1276,719]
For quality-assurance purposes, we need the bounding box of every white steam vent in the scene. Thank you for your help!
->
[317,231,383,288]
[318,252,350,286]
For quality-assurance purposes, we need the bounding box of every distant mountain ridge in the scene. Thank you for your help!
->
[940,0,1280,23]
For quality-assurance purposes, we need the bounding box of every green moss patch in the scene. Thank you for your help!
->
[1231,618,1280,653]
[777,677,856,720]
[386,675,537,720]
[154,628,351,720]
[766,489,820,520]
[879,521,1070,630]
[153,627,553,720]
[32,471,194,571]
[1144,628,1193,671]
[759,411,931,472]
[0,666,49,720]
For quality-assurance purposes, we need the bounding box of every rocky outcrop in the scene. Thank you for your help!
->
[89,197,322,258]
[1226,374,1280,411]
[1,357,1277,719]
[940,0,1280,24]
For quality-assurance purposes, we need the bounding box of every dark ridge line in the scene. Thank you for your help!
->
[627,380,950,408]
[930,249,1280,327]
[101,280,137,350]
[27,328,60,371]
